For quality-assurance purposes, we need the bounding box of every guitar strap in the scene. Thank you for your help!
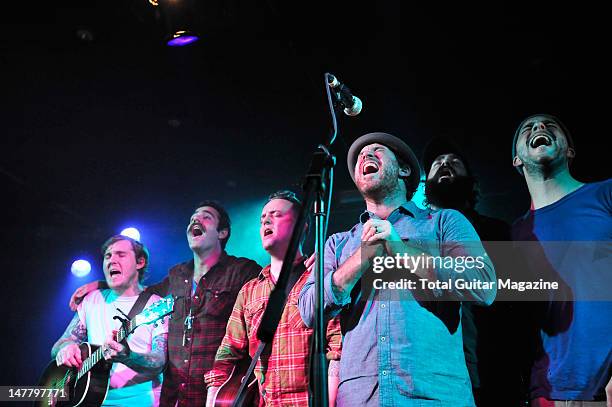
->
[231,341,267,407]
[118,291,154,349]
[232,260,306,407]
[127,291,154,320]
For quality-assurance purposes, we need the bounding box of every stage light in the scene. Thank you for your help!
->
[156,0,200,47]
[225,200,269,267]
[167,31,199,47]
[120,227,141,241]
[71,259,91,278]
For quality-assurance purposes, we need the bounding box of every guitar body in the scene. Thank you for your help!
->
[36,343,111,407]
[214,357,259,407]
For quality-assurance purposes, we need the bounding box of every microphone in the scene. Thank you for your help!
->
[327,73,363,116]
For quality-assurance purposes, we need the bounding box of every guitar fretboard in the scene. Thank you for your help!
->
[76,320,134,380]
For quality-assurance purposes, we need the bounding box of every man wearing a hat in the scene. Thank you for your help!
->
[511,114,612,407]
[423,136,525,406]
[299,132,496,406]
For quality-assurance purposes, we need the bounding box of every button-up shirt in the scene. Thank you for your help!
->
[299,201,496,407]
[205,261,342,406]
[147,252,261,407]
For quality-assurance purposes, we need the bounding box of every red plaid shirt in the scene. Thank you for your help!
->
[147,252,261,407]
[205,260,342,406]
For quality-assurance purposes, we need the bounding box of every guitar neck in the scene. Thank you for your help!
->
[76,322,132,380]
[115,321,133,343]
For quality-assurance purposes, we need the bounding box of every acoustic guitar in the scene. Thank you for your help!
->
[36,294,174,407]
[212,356,259,407]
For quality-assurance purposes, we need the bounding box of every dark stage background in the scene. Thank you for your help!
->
[1,0,610,386]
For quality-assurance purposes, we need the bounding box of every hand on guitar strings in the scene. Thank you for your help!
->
[102,330,130,362]
[55,343,83,369]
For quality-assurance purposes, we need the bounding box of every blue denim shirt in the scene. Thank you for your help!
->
[299,201,496,407]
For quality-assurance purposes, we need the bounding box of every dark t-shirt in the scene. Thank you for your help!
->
[512,180,612,401]
[460,209,527,406]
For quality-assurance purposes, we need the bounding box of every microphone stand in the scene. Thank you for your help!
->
[254,145,335,407]
[306,146,335,407]
[252,73,342,407]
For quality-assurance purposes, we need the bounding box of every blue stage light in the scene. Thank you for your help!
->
[167,31,199,47]
[156,0,200,47]
[71,259,91,278]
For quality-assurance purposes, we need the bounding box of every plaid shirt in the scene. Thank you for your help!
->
[147,252,261,407]
[204,260,342,406]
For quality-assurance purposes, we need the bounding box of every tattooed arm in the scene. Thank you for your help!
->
[51,313,88,367]
[104,333,168,375]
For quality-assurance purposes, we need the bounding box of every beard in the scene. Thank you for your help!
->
[521,150,568,178]
[357,166,403,201]
[425,174,477,210]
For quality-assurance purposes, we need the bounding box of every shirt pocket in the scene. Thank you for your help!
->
[202,288,235,320]
[399,233,438,257]
[244,301,265,337]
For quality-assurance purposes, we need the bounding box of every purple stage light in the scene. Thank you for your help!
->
[167,31,199,47]
[71,259,91,278]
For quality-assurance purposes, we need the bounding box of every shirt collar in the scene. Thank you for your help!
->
[259,255,307,282]
[359,201,428,223]
[183,250,229,278]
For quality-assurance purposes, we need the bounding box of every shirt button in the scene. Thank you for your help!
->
[380,304,386,308]
[194,295,199,300]
[184,279,189,283]
[380,336,386,341]
[184,359,188,364]
[382,371,387,376]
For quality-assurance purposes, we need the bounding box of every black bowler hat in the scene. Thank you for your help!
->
[347,132,422,194]
[422,136,472,177]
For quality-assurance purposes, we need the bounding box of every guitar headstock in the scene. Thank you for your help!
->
[132,294,175,330]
